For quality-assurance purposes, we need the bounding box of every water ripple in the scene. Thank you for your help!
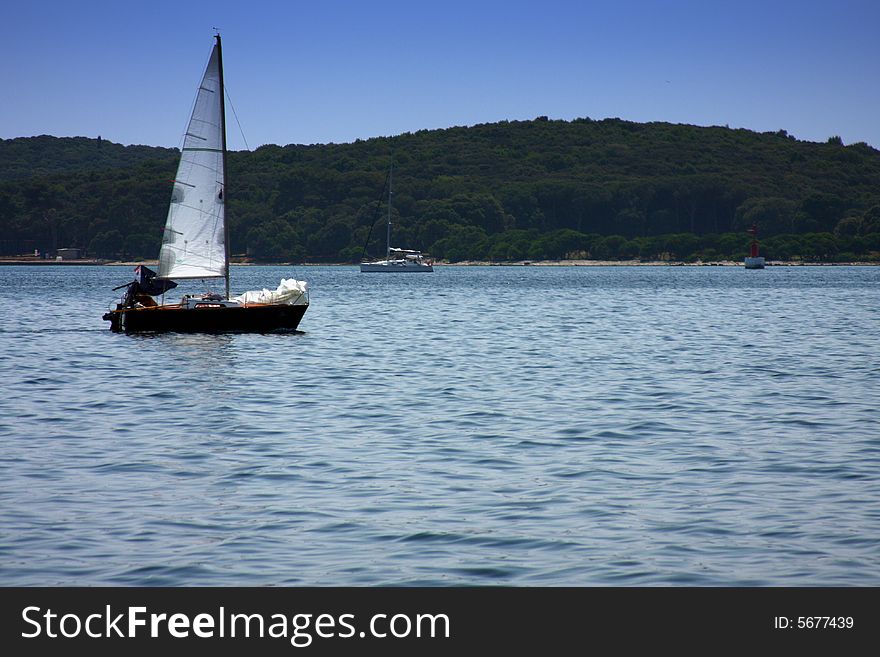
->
[1,264,879,585]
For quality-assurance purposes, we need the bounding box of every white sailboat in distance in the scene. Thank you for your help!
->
[360,164,433,272]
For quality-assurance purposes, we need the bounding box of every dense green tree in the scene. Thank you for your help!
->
[592,235,628,259]
[308,218,352,259]
[246,219,303,262]
[88,230,124,259]
[860,205,880,235]
[800,232,839,260]
[800,193,847,233]
[431,225,489,261]
[733,197,799,235]
[528,229,594,260]
[763,235,804,261]
[123,233,156,259]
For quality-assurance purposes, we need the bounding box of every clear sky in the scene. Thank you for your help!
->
[2,0,878,150]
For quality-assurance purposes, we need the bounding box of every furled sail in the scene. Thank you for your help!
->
[158,44,226,279]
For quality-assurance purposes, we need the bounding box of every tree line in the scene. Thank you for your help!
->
[1,118,879,263]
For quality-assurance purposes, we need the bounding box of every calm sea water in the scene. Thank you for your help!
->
[0,264,878,586]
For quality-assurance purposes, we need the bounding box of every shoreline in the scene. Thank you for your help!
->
[0,258,877,267]
[443,259,880,267]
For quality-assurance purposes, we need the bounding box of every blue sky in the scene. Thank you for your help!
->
[2,0,878,149]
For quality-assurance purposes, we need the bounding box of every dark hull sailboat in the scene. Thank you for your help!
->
[103,265,309,334]
[103,301,308,334]
[102,34,308,334]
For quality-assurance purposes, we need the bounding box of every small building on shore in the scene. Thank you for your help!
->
[56,248,82,260]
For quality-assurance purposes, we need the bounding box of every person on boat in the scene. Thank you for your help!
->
[118,264,176,308]
[134,292,158,307]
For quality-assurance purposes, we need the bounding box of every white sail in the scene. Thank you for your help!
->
[158,44,226,280]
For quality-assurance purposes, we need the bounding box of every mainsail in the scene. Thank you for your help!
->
[158,43,226,280]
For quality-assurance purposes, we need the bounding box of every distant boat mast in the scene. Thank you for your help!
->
[386,161,393,260]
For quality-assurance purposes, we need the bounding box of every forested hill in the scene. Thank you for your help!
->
[2,118,879,263]
[0,135,177,181]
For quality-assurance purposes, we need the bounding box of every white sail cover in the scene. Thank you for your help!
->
[232,279,309,306]
[158,43,226,280]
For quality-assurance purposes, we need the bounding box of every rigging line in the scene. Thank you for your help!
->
[360,167,392,262]
[224,86,251,151]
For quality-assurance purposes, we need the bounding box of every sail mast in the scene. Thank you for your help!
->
[386,161,393,260]
[216,32,231,300]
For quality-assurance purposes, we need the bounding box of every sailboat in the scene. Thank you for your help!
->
[103,34,309,333]
[360,164,433,272]
[744,224,765,269]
